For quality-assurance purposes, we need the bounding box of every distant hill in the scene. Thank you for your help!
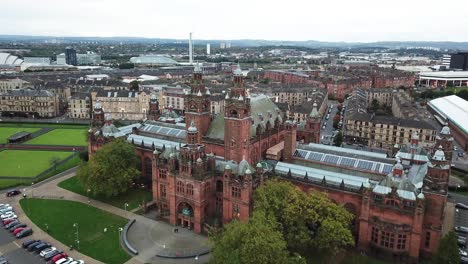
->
[1,34,468,50]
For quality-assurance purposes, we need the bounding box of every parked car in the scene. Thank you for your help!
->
[56,258,74,264]
[6,190,21,197]
[33,242,51,253]
[457,203,468,210]
[0,256,7,264]
[456,226,468,234]
[462,256,468,264]
[459,152,465,157]
[22,239,37,248]
[0,207,13,214]
[2,218,16,226]
[69,260,84,264]
[8,223,24,232]
[45,250,63,261]
[12,227,25,236]
[0,204,10,209]
[40,247,56,257]
[27,241,43,251]
[5,221,19,229]
[16,228,33,238]
[1,212,16,220]
[461,248,468,257]
[454,146,459,151]
[51,253,68,263]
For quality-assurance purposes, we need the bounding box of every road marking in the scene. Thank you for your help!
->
[13,241,20,248]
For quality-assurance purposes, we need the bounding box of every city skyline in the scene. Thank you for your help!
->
[3,0,468,42]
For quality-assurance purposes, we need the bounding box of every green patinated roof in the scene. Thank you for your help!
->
[206,94,283,140]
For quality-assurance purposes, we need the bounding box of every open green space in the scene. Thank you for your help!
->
[0,122,87,129]
[25,129,87,146]
[0,154,80,190]
[0,127,40,144]
[20,199,131,264]
[0,150,73,177]
[59,176,152,211]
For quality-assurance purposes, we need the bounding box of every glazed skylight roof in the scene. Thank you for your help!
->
[275,162,369,189]
[139,123,186,139]
[294,148,393,175]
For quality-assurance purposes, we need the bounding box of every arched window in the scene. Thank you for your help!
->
[187,184,194,196]
[176,181,184,194]
[144,158,152,178]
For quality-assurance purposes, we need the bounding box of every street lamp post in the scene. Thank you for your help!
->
[118,227,123,247]
[73,223,79,250]
[124,203,129,211]
[87,189,91,205]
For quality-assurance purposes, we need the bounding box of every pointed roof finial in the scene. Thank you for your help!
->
[233,63,242,76]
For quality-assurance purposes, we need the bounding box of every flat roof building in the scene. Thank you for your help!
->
[428,95,468,150]
[418,71,468,88]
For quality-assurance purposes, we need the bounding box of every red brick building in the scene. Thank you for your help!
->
[89,65,449,262]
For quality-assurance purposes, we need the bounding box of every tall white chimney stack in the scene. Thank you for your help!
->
[189,32,193,64]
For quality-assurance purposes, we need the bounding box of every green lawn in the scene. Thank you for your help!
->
[25,129,87,146]
[0,154,80,190]
[0,150,73,177]
[20,199,131,264]
[59,176,152,211]
[0,127,40,144]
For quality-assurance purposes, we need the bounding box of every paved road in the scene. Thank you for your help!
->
[320,102,340,145]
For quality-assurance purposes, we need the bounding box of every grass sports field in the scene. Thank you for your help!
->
[25,129,87,146]
[20,199,131,264]
[0,150,73,177]
[0,127,40,144]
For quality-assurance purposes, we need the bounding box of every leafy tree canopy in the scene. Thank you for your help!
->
[432,231,460,264]
[77,138,140,197]
[210,210,305,264]
[254,180,354,256]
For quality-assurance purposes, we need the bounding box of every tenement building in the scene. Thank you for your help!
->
[0,89,60,118]
[68,93,92,119]
[89,65,450,262]
[91,90,151,120]
[344,113,437,150]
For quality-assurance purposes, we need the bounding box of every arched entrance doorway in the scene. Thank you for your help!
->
[177,202,194,230]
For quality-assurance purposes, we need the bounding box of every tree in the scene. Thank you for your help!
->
[254,180,354,258]
[432,231,460,264]
[129,80,139,91]
[334,132,343,147]
[77,138,140,197]
[49,156,61,171]
[210,210,304,264]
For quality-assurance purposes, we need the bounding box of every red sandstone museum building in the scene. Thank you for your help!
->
[89,65,452,262]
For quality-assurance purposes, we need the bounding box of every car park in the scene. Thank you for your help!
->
[27,241,43,251]
[40,247,56,257]
[5,189,21,197]
[12,227,25,236]
[16,228,33,238]
[45,250,63,261]
[456,226,468,234]
[22,239,37,248]
[52,253,68,263]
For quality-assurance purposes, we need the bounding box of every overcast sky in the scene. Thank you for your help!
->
[2,0,468,42]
